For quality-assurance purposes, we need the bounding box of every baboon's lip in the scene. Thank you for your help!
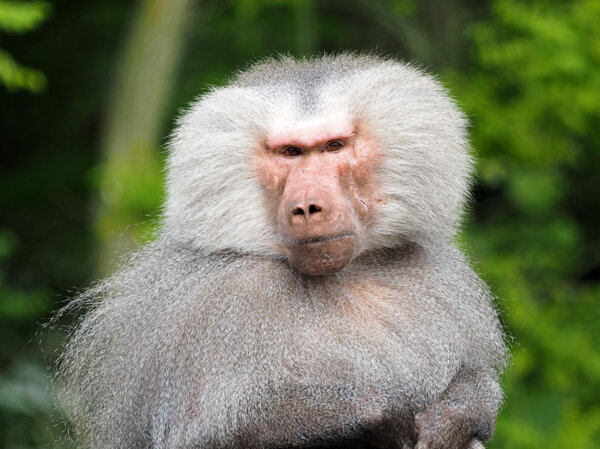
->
[288,233,354,247]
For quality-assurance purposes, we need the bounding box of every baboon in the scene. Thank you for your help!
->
[59,54,507,449]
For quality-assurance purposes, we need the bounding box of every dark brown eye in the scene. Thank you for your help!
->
[325,140,344,152]
[282,146,303,157]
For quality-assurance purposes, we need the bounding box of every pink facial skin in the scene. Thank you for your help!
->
[255,121,382,275]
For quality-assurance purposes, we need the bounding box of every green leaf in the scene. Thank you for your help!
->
[0,0,51,33]
[0,48,46,92]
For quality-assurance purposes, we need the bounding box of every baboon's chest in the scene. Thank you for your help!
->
[182,274,461,448]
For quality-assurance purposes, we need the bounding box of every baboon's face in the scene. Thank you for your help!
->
[255,117,382,275]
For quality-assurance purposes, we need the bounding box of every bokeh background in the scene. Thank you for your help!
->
[1,0,599,447]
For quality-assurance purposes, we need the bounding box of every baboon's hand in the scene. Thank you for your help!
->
[413,400,488,449]
[413,369,499,449]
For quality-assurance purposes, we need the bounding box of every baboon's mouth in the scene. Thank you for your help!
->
[288,233,354,247]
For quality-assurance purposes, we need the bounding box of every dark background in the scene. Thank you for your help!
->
[1,0,599,447]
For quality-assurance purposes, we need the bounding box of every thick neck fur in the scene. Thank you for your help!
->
[59,238,505,448]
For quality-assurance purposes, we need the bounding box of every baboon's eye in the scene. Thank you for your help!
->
[325,140,344,152]
[282,146,303,157]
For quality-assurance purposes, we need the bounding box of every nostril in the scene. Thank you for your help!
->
[290,204,321,218]
[308,204,322,214]
[292,206,305,216]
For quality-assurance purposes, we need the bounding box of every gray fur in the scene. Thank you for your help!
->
[58,54,507,448]
[165,54,471,255]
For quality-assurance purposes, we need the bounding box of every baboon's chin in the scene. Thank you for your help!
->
[286,236,356,276]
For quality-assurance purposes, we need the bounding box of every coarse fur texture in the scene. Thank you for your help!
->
[165,54,472,255]
[58,54,507,449]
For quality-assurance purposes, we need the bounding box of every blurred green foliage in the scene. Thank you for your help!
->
[0,0,598,447]
[448,1,600,447]
[0,0,51,92]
